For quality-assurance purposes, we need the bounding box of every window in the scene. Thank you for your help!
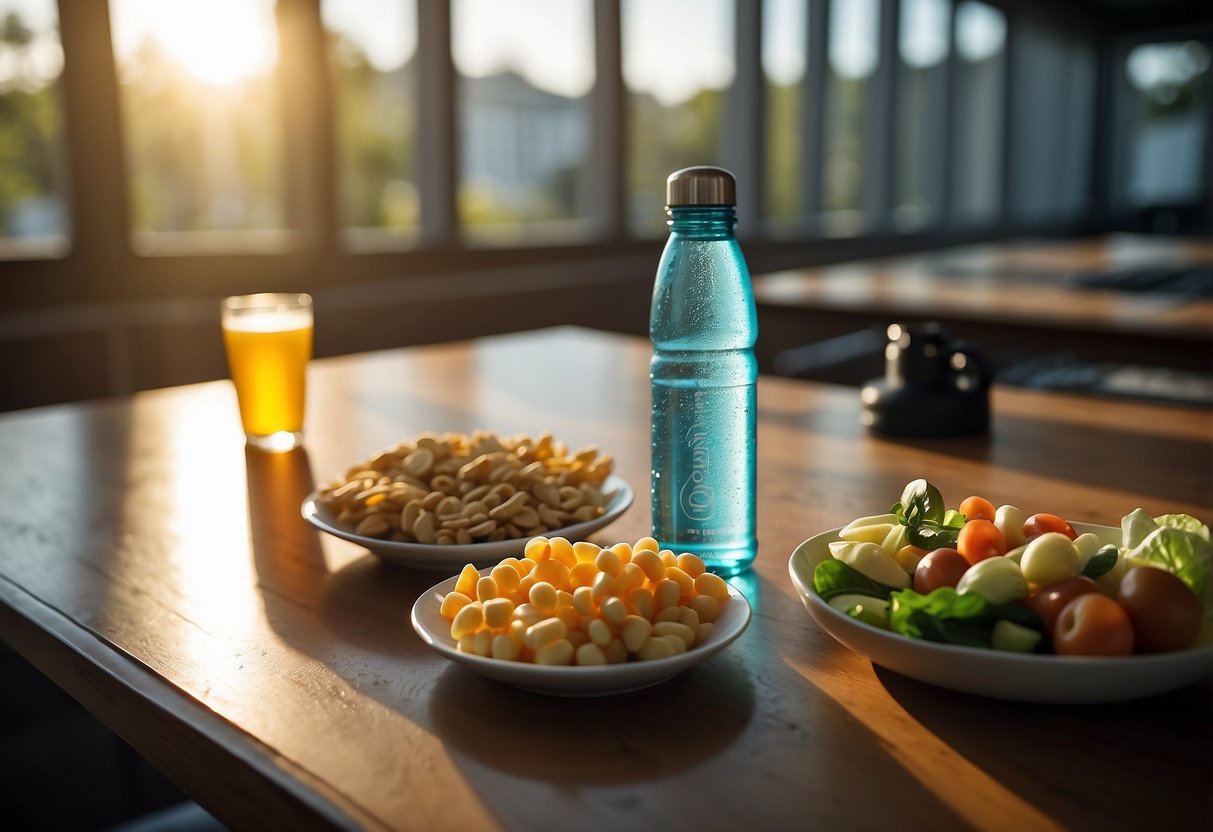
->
[823,0,879,235]
[0,0,68,248]
[109,0,285,242]
[894,0,948,230]
[1119,40,1211,225]
[623,0,735,237]
[453,0,595,241]
[952,0,1005,226]
[762,0,808,226]
[322,0,419,234]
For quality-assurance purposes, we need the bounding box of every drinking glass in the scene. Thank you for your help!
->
[221,293,313,452]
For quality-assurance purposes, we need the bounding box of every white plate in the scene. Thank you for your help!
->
[411,568,752,696]
[789,523,1213,703]
[302,476,634,570]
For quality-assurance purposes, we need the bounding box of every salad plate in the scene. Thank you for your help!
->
[789,523,1213,703]
[411,567,751,697]
[303,476,633,570]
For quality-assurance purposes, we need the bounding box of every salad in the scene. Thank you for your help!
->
[815,480,1212,656]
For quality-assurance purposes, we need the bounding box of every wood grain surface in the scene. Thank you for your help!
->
[1,326,1210,832]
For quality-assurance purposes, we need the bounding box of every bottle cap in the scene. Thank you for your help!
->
[666,166,736,207]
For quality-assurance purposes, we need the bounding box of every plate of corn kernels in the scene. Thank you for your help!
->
[410,535,752,696]
[301,430,633,570]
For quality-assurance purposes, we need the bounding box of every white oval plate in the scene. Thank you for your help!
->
[302,476,634,570]
[789,523,1213,703]
[411,567,751,697]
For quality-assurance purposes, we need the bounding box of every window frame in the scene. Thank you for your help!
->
[3,0,1194,317]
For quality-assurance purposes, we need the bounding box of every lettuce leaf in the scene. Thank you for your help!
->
[1154,513,1211,542]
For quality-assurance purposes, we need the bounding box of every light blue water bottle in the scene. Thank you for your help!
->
[650,166,758,576]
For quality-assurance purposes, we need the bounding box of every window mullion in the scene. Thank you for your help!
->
[864,0,900,233]
[417,0,458,244]
[276,0,338,250]
[730,0,763,232]
[802,0,830,226]
[591,0,625,241]
[57,0,130,277]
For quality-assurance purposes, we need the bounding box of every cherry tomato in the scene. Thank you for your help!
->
[1023,513,1077,541]
[957,519,1007,565]
[1116,566,1203,653]
[958,495,996,522]
[1053,594,1134,656]
[913,548,970,594]
[1026,576,1102,638]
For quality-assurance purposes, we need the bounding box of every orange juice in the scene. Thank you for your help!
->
[221,295,313,450]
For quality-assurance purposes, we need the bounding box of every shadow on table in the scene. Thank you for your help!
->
[889,410,1211,506]
[875,667,1213,831]
[426,651,754,786]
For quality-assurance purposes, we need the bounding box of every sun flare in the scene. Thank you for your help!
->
[139,0,278,86]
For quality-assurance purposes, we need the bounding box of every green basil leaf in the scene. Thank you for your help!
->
[813,559,898,601]
[888,587,1041,648]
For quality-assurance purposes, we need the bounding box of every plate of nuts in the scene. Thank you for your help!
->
[410,535,751,696]
[301,430,634,569]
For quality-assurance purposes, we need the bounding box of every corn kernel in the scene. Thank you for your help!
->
[439,591,473,619]
[653,620,695,649]
[524,536,551,562]
[454,563,480,597]
[637,636,674,661]
[572,540,602,564]
[603,638,628,663]
[694,571,730,602]
[475,575,499,601]
[575,643,607,666]
[491,564,521,593]
[530,581,559,615]
[525,617,567,651]
[568,561,599,589]
[586,617,613,647]
[690,593,720,623]
[665,566,696,600]
[548,536,576,567]
[472,629,493,656]
[594,548,622,577]
[631,549,665,582]
[654,578,680,611]
[535,638,574,666]
[676,553,706,578]
[609,542,633,564]
[533,559,570,590]
[492,634,521,661]
[601,596,627,625]
[633,536,660,554]
[572,586,595,616]
[678,606,700,630]
[620,615,651,653]
[483,597,515,629]
[450,602,484,639]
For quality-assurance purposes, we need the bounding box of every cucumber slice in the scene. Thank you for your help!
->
[991,619,1042,653]
[828,594,891,629]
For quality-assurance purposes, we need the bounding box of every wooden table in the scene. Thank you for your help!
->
[754,234,1213,380]
[1,326,1210,831]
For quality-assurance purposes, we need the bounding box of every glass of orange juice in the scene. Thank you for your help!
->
[221,292,313,452]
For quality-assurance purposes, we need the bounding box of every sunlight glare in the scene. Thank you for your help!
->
[113,0,278,86]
